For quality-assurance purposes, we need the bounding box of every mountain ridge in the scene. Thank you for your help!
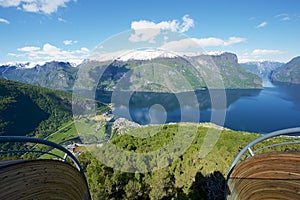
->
[0,52,262,91]
[271,56,300,85]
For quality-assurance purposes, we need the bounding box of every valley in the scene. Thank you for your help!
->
[0,52,300,200]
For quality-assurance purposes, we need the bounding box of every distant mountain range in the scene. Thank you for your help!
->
[240,61,283,86]
[271,56,300,85]
[0,61,77,91]
[0,52,263,91]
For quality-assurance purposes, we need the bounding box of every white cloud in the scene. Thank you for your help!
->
[239,49,286,63]
[281,16,290,21]
[275,13,290,21]
[129,15,194,43]
[11,43,90,63]
[0,0,22,7]
[43,43,61,55]
[256,21,267,28]
[225,37,247,45]
[161,38,197,51]
[63,40,78,45]
[80,47,89,52]
[129,27,160,43]
[8,53,21,57]
[180,15,194,33]
[0,17,10,24]
[161,37,246,51]
[195,37,246,47]
[252,49,284,55]
[0,0,74,14]
[22,2,39,13]
[58,17,66,22]
[17,46,40,52]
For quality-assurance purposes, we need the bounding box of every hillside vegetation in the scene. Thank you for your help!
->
[0,79,108,138]
[0,79,73,137]
[78,123,300,200]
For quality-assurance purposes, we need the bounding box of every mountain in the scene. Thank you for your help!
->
[0,61,77,91]
[271,56,300,85]
[88,52,262,92]
[115,49,178,61]
[0,52,262,92]
[207,53,262,89]
[0,79,73,137]
[240,61,283,86]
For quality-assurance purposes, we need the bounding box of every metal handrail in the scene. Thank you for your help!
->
[251,141,300,155]
[0,150,65,160]
[0,136,86,180]
[227,127,300,180]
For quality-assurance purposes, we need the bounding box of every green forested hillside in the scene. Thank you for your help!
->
[78,123,300,200]
[0,78,73,137]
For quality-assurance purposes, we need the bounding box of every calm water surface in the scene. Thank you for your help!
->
[224,86,300,133]
[109,85,300,133]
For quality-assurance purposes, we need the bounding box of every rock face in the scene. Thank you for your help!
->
[271,56,300,85]
[0,52,262,92]
[211,53,262,89]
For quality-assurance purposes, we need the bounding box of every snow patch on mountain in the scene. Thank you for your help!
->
[114,50,228,61]
[2,60,81,69]
[116,49,178,61]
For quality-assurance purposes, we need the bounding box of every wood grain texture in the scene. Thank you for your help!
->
[0,159,90,200]
[227,152,300,200]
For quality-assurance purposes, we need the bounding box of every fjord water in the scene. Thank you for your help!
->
[224,86,300,133]
[109,85,300,134]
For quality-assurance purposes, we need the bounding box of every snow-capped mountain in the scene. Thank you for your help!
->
[0,61,78,90]
[116,49,178,61]
[0,51,263,92]
[91,49,226,62]
[2,61,81,69]
[3,62,41,69]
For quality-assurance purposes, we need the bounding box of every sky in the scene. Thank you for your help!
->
[0,0,299,65]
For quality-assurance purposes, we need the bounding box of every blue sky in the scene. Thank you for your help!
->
[0,0,299,64]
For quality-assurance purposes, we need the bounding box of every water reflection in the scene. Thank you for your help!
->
[95,85,300,133]
[96,89,261,125]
